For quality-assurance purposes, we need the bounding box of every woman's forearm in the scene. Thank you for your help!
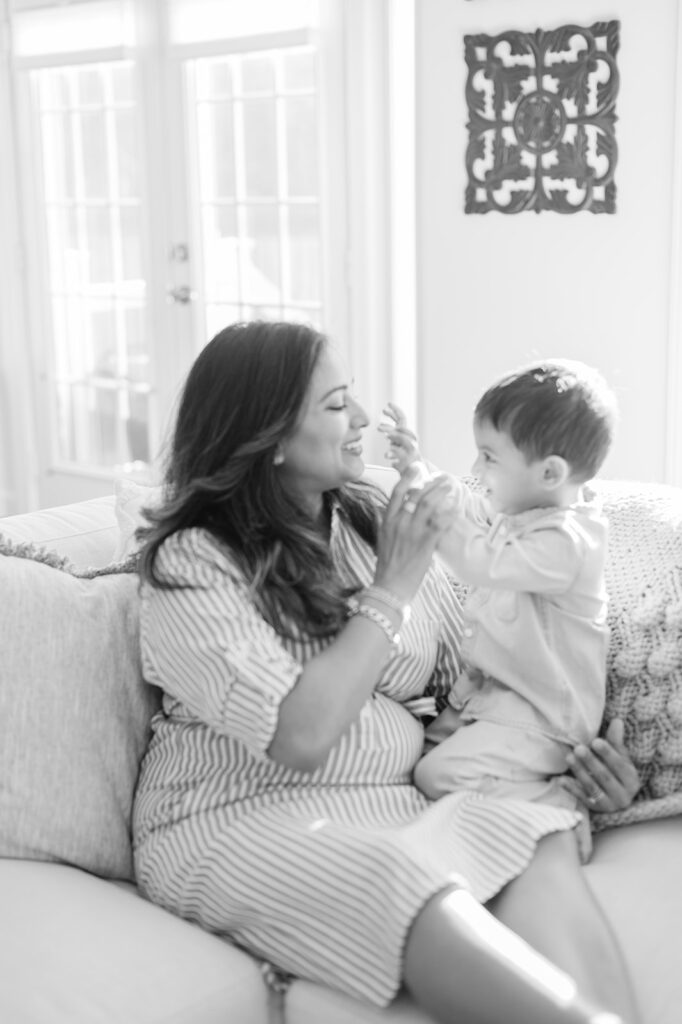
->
[267,613,401,771]
[268,474,456,772]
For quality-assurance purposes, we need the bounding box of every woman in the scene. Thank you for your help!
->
[133,321,640,1024]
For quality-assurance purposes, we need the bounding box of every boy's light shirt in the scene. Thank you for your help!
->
[436,478,609,747]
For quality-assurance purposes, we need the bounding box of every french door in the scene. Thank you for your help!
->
[11,0,350,507]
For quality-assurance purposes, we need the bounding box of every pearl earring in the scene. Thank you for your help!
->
[273,452,284,466]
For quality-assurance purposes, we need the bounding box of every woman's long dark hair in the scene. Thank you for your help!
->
[137,321,381,636]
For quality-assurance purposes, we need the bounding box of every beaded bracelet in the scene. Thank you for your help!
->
[363,585,411,624]
[348,601,401,647]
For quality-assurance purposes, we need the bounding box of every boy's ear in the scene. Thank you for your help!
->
[540,455,570,489]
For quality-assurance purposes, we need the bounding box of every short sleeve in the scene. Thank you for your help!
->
[140,529,303,756]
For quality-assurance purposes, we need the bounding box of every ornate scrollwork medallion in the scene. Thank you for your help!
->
[464,21,620,214]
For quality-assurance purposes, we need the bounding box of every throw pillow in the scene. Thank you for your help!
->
[113,476,162,561]
[0,538,160,880]
[591,480,682,829]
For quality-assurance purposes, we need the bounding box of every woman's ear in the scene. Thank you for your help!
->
[541,455,570,490]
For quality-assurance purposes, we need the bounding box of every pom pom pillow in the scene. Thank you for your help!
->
[593,480,682,829]
[0,539,160,880]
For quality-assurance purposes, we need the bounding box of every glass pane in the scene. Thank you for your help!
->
[283,51,315,91]
[56,382,117,465]
[75,68,105,107]
[127,391,151,463]
[37,68,70,109]
[89,304,117,379]
[41,112,76,200]
[50,294,75,381]
[282,305,321,326]
[45,206,80,289]
[287,203,320,302]
[120,205,143,280]
[241,56,275,94]
[198,101,236,199]
[285,96,317,196]
[248,303,284,320]
[243,98,277,197]
[115,108,139,197]
[197,59,233,100]
[124,306,149,383]
[206,303,242,341]
[80,111,110,198]
[85,206,114,282]
[244,204,280,303]
[56,381,150,466]
[111,64,134,104]
[202,205,239,300]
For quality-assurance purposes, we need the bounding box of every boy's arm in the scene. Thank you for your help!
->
[379,402,438,482]
[380,403,486,512]
[438,516,587,594]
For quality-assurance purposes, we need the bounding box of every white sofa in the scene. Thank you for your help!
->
[1,469,681,1024]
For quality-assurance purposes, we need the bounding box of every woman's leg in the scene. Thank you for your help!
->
[488,830,639,1024]
[404,884,619,1024]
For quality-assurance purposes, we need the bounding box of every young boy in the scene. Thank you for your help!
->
[383,359,618,854]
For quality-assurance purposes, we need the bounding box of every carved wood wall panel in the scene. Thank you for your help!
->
[464,21,620,214]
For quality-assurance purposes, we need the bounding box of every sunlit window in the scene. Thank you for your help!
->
[17,0,326,481]
[32,60,150,468]
[187,47,322,339]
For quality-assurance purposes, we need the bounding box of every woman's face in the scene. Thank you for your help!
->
[279,345,369,509]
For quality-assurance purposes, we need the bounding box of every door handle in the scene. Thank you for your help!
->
[167,285,195,304]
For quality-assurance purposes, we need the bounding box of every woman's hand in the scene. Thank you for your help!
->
[373,468,456,604]
[561,719,641,812]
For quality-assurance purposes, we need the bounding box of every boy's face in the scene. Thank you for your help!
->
[472,418,547,515]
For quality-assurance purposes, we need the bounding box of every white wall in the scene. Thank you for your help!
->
[414,0,680,482]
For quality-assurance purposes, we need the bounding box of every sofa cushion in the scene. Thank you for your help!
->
[0,537,160,880]
[593,481,682,829]
[0,859,270,1024]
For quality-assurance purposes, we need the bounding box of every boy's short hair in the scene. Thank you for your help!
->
[474,359,617,482]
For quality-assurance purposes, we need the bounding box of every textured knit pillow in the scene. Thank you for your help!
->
[591,480,682,829]
[0,538,160,880]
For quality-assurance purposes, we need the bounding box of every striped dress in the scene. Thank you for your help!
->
[132,500,580,1008]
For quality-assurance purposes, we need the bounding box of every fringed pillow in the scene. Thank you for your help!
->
[0,537,160,880]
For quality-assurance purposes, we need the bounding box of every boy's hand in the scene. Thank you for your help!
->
[379,402,424,475]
